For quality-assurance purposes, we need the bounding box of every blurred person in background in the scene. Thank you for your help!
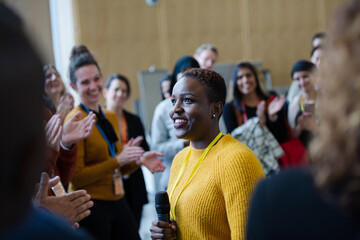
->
[247,1,360,239]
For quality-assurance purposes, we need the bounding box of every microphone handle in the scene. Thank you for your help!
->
[157,213,170,223]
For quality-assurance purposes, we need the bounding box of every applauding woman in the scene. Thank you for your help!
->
[65,45,164,240]
[150,68,264,239]
[104,73,151,228]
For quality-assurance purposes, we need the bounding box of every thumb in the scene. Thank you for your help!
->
[38,172,50,199]
[70,111,83,122]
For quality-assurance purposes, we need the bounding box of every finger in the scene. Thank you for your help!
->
[66,190,87,201]
[70,111,83,122]
[132,136,144,146]
[48,175,60,188]
[127,138,134,146]
[50,119,61,140]
[71,194,91,208]
[73,198,93,216]
[73,222,80,229]
[73,209,91,223]
[38,172,50,199]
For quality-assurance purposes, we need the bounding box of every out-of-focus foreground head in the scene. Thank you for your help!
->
[311,0,360,215]
[0,2,45,231]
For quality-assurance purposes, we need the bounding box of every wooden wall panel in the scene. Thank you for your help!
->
[74,0,346,111]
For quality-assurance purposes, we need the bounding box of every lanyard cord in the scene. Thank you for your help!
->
[299,95,317,114]
[168,132,223,221]
[81,104,116,157]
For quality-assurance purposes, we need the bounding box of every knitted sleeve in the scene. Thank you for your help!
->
[219,142,265,240]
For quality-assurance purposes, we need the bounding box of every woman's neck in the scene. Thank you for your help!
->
[242,92,259,107]
[83,102,99,113]
[303,89,317,102]
[49,93,61,109]
[107,105,123,118]
[191,128,221,149]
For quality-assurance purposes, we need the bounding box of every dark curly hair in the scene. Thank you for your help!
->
[182,68,226,106]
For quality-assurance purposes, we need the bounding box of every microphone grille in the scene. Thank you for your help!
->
[155,191,170,206]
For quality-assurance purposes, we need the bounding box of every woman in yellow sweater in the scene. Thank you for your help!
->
[150,68,265,240]
[65,45,165,240]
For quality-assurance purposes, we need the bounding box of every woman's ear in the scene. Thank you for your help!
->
[212,102,223,119]
[103,89,108,97]
[70,82,77,91]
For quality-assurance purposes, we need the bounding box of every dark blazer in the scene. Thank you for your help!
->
[122,110,149,227]
[247,169,360,240]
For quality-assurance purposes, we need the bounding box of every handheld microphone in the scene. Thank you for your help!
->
[155,191,170,223]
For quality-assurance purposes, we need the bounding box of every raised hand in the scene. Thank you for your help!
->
[116,145,144,167]
[297,112,317,132]
[35,172,93,228]
[126,136,144,147]
[256,100,266,127]
[140,151,165,173]
[57,93,74,123]
[61,111,96,148]
[268,95,286,118]
[45,114,62,151]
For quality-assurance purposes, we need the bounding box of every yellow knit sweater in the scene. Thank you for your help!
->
[65,106,137,201]
[167,134,264,240]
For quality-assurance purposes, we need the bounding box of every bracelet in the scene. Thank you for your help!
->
[60,140,73,150]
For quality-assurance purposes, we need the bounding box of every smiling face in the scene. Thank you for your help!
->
[104,79,128,109]
[236,67,257,96]
[72,64,103,108]
[44,67,64,97]
[169,76,215,143]
[293,71,315,94]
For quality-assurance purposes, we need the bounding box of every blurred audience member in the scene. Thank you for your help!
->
[0,3,91,238]
[312,32,326,48]
[193,43,218,70]
[104,73,153,228]
[288,60,319,149]
[160,74,171,100]
[248,2,360,239]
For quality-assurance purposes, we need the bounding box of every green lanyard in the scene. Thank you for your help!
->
[168,132,223,221]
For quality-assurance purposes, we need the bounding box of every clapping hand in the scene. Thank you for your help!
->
[57,93,74,123]
[45,114,62,152]
[35,172,93,228]
[140,151,165,173]
[256,101,266,127]
[268,95,286,118]
[61,111,96,148]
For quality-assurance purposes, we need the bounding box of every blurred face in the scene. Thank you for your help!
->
[310,49,323,68]
[44,68,64,97]
[312,37,324,48]
[161,80,171,99]
[236,67,257,96]
[194,49,217,70]
[169,77,213,142]
[105,79,128,109]
[293,71,315,94]
[72,65,103,107]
